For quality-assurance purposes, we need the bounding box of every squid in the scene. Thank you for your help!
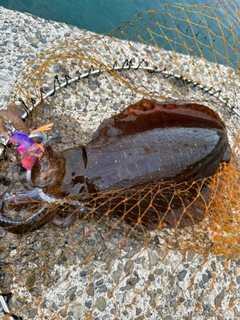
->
[0,99,231,233]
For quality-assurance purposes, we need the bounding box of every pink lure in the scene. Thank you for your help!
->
[8,132,44,170]
[8,123,53,170]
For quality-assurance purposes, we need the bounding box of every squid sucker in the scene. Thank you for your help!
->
[0,99,231,233]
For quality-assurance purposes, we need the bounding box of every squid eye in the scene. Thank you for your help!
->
[14,143,20,147]
[40,160,50,170]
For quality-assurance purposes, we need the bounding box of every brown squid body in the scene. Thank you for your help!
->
[29,99,230,229]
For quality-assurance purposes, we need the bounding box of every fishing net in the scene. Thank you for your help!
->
[0,0,239,319]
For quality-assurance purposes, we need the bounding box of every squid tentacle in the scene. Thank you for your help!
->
[0,188,84,233]
[0,206,51,233]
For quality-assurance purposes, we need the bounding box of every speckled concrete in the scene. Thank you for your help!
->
[0,5,239,320]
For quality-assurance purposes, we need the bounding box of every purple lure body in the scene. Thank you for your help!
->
[8,132,43,170]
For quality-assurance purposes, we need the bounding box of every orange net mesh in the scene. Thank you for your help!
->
[0,1,239,319]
